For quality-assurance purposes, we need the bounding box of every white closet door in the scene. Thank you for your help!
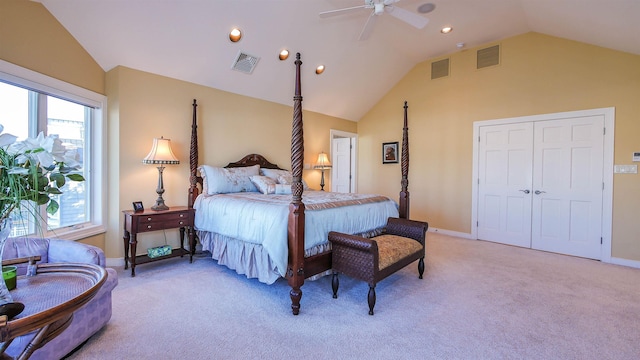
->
[477,123,533,247]
[531,116,604,259]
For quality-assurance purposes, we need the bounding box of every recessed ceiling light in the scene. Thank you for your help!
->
[441,26,453,34]
[279,50,289,60]
[315,65,325,75]
[229,28,242,42]
[417,3,435,14]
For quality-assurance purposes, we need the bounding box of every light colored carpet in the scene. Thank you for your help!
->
[67,233,640,359]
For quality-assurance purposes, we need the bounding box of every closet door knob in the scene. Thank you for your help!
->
[519,189,530,194]
[534,190,546,195]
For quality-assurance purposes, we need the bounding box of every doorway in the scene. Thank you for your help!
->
[330,129,357,193]
[471,108,614,261]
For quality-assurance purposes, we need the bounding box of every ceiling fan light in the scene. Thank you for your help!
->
[441,26,453,34]
[315,65,325,75]
[279,50,289,60]
[229,28,242,42]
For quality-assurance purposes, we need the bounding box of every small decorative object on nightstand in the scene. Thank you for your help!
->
[143,136,179,211]
[122,206,195,277]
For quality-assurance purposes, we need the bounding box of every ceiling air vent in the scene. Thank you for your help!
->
[431,58,450,80]
[231,51,260,74]
[477,45,500,69]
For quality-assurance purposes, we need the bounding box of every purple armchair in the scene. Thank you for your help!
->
[2,237,118,360]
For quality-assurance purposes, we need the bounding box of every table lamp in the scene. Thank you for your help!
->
[313,152,332,191]
[143,136,179,211]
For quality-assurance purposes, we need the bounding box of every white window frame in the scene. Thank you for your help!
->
[0,60,107,240]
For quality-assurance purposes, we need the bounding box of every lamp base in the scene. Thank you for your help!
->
[151,202,169,211]
[151,165,169,211]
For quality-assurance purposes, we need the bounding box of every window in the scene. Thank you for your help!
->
[0,60,106,240]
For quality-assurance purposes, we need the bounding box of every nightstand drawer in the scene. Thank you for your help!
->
[137,211,191,224]
[137,218,191,232]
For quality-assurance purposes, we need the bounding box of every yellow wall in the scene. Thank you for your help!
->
[0,0,104,94]
[358,32,640,261]
[106,66,356,257]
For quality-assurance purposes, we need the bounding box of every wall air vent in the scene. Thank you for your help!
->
[477,45,500,69]
[231,51,260,74]
[431,58,450,80]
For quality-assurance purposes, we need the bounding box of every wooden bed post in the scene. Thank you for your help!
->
[287,53,305,315]
[188,99,199,209]
[399,101,410,219]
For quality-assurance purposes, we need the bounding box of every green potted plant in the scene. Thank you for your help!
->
[0,124,85,318]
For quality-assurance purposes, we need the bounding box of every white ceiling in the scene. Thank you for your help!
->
[37,0,640,121]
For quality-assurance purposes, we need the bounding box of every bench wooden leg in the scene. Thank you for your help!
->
[332,273,339,299]
[368,285,376,315]
[418,257,425,279]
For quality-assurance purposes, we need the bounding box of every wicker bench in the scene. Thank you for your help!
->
[328,217,428,315]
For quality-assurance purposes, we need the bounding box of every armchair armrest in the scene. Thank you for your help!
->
[48,239,106,267]
[384,217,428,245]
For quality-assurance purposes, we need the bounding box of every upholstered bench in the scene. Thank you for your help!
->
[328,217,428,315]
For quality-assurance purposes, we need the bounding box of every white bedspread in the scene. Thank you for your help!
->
[194,191,398,277]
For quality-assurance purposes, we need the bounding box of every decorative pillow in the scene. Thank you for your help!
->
[276,173,294,185]
[275,184,292,195]
[198,164,260,194]
[260,168,291,182]
[276,173,310,190]
[250,175,277,195]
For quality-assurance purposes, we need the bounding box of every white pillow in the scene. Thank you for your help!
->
[250,175,277,195]
[198,164,260,194]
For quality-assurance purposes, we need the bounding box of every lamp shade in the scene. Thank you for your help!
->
[142,137,179,165]
[313,152,332,169]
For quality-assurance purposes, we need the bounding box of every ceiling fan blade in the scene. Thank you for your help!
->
[358,11,377,41]
[319,5,367,18]
[386,6,429,29]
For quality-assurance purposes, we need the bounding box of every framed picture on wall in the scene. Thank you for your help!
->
[382,142,399,164]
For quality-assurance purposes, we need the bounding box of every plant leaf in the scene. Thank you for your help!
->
[66,174,85,182]
[46,199,59,215]
[50,172,65,188]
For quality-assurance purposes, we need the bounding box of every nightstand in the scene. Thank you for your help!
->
[122,206,195,277]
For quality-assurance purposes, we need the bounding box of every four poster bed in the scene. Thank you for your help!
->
[187,53,411,315]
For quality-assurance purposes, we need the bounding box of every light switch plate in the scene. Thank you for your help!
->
[614,165,638,174]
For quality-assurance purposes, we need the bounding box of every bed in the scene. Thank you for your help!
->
[187,53,412,315]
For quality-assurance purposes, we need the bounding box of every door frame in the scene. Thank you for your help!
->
[471,107,615,262]
[330,129,358,193]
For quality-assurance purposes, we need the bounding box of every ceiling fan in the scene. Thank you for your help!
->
[319,0,430,41]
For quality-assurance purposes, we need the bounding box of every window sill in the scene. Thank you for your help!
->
[44,224,107,242]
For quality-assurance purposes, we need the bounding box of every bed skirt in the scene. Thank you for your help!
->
[197,227,386,284]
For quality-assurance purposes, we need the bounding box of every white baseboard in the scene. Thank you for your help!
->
[608,256,640,269]
[428,227,474,239]
[427,227,640,269]
[107,258,125,267]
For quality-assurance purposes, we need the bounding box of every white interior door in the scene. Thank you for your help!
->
[531,116,604,259]
[332,137,352,193]
[477,123,533,247]
[477,115,604,260]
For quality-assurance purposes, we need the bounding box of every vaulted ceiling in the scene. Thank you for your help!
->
[37,0,640,121]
